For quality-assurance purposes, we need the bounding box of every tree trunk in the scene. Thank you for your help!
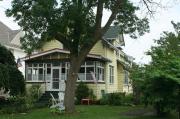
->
[64,55,84,113]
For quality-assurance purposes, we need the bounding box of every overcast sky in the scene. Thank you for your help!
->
[0,0,180,64]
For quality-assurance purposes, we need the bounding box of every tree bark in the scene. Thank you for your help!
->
[64,54,84,113]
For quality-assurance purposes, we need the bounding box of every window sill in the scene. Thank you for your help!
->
[26,81,45,83]
[77,80,105,84]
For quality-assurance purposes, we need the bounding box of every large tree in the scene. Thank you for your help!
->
[143,21,180,116]
[6,0,153,113]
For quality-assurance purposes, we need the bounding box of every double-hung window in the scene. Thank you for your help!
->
[124,70,129,85]
[109,65,114,84]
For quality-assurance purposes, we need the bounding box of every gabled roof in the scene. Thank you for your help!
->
[103,26,125,46]
[21,48,111,62]
[103,26,121,39]
[0,21,21,48]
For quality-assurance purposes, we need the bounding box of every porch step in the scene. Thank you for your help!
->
[35,91,59,107]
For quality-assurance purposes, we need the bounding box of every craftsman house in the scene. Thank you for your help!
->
[23,26,133,99]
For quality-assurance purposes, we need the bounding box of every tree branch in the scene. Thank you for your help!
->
[54,32,70,49]
[142,0,154,15]
[94,0,104,31]
[102,0,123,35]
[141,0,163,17]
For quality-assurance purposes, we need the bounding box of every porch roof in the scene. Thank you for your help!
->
[21,48,111,62]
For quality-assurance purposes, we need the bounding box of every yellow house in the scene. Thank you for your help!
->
[23,26,133,100]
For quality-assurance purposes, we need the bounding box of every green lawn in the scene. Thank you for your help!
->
[0,105,178,119]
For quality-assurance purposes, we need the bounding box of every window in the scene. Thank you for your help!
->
[46,64,51,80]
[109,65,114,84]
[47,68,51,74]
[97,67,104,81]
[79,67,85,73]
[78,66,85,80]
[86,67,94,73]
[27,68,32,80]
[124,70,129,84]
[61,62,69,80]
[39,68,43,80]
[26,63,45,81]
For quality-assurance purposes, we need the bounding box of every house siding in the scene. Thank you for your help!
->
[117,64,124,92]
[104,46,119,93]
[41,40,63,51]
[90,40,105,57]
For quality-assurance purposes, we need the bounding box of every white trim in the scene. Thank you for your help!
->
[21,48,111,62]
[5,45,23,52]
[22,49,69,61]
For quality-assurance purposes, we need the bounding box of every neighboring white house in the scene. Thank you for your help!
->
[0,21,26,76]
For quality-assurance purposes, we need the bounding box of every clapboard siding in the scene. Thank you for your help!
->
[42,40,63,51]
[90,40,105,56]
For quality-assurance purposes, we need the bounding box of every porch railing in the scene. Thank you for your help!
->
[27,73,103,82]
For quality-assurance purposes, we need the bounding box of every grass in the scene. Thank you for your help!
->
[0,105,178,119]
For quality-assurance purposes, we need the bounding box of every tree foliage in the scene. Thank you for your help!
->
[130,22,180,116]
[0,44,16,66]
[8,66,25,96]
[0,44,25,96]
[143,21,180,116]
[6,0,149,54]
[130,63,145,105]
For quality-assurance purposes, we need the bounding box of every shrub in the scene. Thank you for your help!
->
[99,94,109,105]
[75,82,96,104]
[0,96,29,114]
[143,74,179,116]
[8,66,25,96]
[0,44,16,66]
[25,84,42,108]
[100,92,125,105]
[123,94,134,106]
[89,89,96,101]
[75,82,90,104]
[0,44,25,96]
[0,64,9,91]
[28,84,42,102]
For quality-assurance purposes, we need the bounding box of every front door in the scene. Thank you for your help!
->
[52,68,60,91]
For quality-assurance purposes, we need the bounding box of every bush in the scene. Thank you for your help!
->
[8,66,25,96]
[28,84,42,102]
[75,82,90,104]
[0,64,9,91]
[0,44,16,66]
[123,94,134,106]
[100,92,125,105]
[0,96,30,114]
[75,82,96,104]
[25,84,42,108]
[0,44,25,96]
[88,89,96,101]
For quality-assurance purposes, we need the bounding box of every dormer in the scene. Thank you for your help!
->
[103,26,125,49]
